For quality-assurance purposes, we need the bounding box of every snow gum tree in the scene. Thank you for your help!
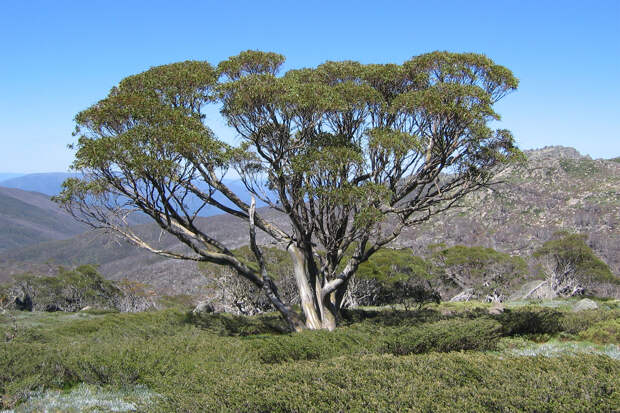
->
[55,51,520,331]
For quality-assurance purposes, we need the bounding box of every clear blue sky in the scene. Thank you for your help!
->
[1,0,618,173]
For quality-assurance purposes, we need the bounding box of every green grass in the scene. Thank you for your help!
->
[1,303,619,411]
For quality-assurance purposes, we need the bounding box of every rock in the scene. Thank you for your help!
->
[524,146,583,161]
[572,298,598,312]
[80,306,92,312]
[488,304,504,315]
[193,301,215,315]
[450,289,475,302]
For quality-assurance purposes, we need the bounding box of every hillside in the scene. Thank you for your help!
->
[0,186,88,253]
[0,146,618,296]
[397,146,620,275]
[0,172,266,216]
[0,173,24,182]
[0,207,285,290]
[0,172,76,196]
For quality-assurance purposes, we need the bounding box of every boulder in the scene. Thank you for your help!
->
[572,298,598,312]
[488,304,504,315]
[193,301,215,315]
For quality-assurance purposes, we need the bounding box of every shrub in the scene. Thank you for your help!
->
[348,248,441,308]
[188,311,288,336]
[430,244,529,300]
[250,328,373,363]
[2,266,156,313]
[534,233,618,285]
[495,307,562,336]
[252,318,503,363]
[381,318,503,355]
[560,308,620,334]
[1,308,619,411]
[155,353,619,412]
[579,319,620,344]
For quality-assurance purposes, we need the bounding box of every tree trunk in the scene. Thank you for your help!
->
[288,244,323,329]
[286,244,345,330]
[320,292,338,331]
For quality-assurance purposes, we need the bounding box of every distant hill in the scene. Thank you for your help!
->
[0,146,618,297]
[0,173,25,182]
[0,186,89,253]
[0,207,285,291]
[0,173,267,216]
[0,172,77,196]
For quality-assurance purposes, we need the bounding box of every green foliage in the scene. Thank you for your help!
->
[4,265,122,312]
[352,248,440,308]
[579,319,620,344]
[430,244,529,297]
[1,306,619,411]
[495,307,563,336]
[433,245,528,279]
[188,311,288,336]
[356,248,433,283]
[559,308,620,334]
[156,294,196,310]
[251,318,502,363]
[57,50,521,328]
[217,50,285,80]
[386,282,441,310]
[381,318,502,355]
[534,233,617,284]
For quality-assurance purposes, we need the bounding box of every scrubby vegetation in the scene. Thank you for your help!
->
[534,232,618,285]
[559,158,603,177]
[1,301,618,411]
[0,221,617,411]
[429,244,530,301]
[0,265,156,313]
[196,237,618,321]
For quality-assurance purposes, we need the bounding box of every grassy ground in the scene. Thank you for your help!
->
[1,301,618,412]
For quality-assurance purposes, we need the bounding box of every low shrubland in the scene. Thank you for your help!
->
[1,302,618,411]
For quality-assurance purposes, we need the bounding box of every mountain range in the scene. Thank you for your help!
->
[0,173,268,219]
[0,146,618,297]
[0,173,77,196]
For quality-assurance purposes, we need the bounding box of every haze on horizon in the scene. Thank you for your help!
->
[1,0,619,174]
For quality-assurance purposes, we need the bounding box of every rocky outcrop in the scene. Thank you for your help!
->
[572,298,599,312]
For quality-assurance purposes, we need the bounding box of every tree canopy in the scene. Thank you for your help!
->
[56,50,520,331]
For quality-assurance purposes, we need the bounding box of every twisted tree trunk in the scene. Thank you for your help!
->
[287,244,340,330]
